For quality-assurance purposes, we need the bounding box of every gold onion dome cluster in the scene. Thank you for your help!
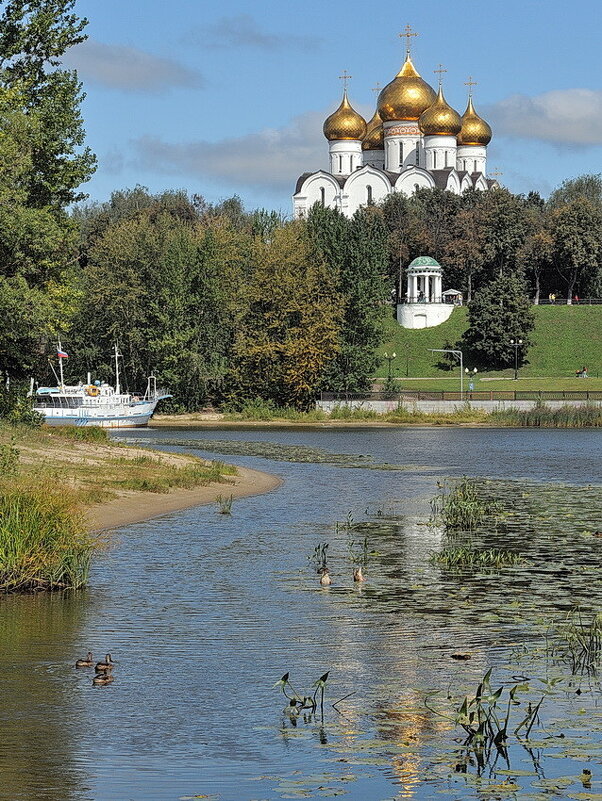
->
[377,57,437,121]
[323,90,367,141]
[457,96,492,145]
[419,85,462,136]
[362,109,384,151]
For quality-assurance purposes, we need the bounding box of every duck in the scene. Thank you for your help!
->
[353,567,365,583]
[92,672,114,686]
[75,652,93,668]
[95,654,114,672]
[318,567,332,587]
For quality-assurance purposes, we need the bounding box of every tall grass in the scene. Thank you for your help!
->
[0,481,92,592]
[431,546,523,570]
[46,424,110,442]
[431,478,498,531]
[492,402,602,428]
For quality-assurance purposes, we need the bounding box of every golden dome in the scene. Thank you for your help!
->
[362,109,384,150]
[377,56,437,122]
[323,90,367,141]
[419,85,462,136]
[457,97,492,145]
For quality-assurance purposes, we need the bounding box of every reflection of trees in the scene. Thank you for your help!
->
[0,592,88,801]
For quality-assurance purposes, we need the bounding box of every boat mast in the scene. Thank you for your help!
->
[114,343,121,395]
[57,339,65,389]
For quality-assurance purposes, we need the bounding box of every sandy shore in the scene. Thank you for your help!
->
[86,465,283,531]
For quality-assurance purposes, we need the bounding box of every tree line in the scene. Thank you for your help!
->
[1,1,602,410]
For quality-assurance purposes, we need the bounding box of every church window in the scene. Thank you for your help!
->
[415,145,419,165]
[445,150,449,168]
[414,183,420,193]
[320,186,325,206]
[339,154,343,172]
[474,159,477,172]
[433,151,437,169]
[399,142,404,167]
[367,185,373,204]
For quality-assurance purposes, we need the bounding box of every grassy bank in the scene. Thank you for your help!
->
[377,305,602,384]
[0,424,236,592]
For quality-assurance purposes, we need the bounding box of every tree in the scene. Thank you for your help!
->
[517,204,554,304]
[229,222,341,409]
[0,275,49,380]
[471,188,528,281]
[462,273,535,369]
[548,174,602,210]
[306,204,389,391]
[0,0,96,208]
[551,198,602,302]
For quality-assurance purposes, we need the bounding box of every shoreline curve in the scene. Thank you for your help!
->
[86,465,283,532]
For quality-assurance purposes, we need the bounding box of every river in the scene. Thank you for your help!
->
[1,426,601,801]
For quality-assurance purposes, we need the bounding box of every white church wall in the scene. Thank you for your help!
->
[293,173,341,218]
[423,135,457,171]
[456,145,486,174]
[394,168,435,196]
[342,167,392,216]
[383,121,423,171]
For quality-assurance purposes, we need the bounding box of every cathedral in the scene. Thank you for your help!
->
[293,30,498,219]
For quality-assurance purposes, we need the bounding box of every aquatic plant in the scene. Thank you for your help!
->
[48,425,110,443]
[0,481,92,592]
[427,670,544,774]
[274,671,333,718]
[547,609,602,675]
[430,477,498,531]
[309,542,329,572]
[431,546,523,570]
[216,494,233,515]
[493,402,602,428]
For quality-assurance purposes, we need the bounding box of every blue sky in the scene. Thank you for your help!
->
[67,0,602,214]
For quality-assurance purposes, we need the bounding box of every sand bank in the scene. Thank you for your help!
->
[86,465,282,531]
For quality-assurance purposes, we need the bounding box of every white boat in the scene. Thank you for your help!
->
[32,345,171,428]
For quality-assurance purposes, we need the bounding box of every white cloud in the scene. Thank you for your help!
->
[185,14,320,52]
[132,110,331,192]
[64,39,203,93]
[487,89,602,146]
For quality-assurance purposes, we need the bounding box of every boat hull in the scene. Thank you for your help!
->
[35,401,160,428]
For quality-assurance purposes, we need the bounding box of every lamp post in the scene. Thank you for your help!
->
[383,351,396,381]
[510,339,523,380]
[465,367,478,396]
[429,348,464,399]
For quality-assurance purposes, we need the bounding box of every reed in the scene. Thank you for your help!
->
[430,478,498,531]
[492,402,602,428]
[547,609,602,675]
[216,494,233,514]
[0,481,92,592]
[46,425,110,443]
[431,546,523,570]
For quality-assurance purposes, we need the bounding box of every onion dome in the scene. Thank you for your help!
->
[419,85,462,136]
[457,97,492,145]
[323,90,367,141]
[362,109,384,150]
[377,56,437,122]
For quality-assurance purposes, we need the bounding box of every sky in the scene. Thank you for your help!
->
[65,0,602,214]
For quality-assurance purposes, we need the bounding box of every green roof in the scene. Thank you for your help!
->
[408,256,442,268]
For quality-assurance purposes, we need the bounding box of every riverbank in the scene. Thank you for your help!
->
[86,465,282,530]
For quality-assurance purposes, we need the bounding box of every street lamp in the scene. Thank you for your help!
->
[383,351,396,381]
[510,339,523,380]
[429,348,464,398]
[465,367,478,396]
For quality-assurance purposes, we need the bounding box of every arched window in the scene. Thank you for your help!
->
[473,159,477,173]
[415,145,420,165]
[399,141,404,167]
[445,150,449,168]
[320,186,325,206]
[367,185,373,204]
[433,151,437,169]
[414,183,420,193]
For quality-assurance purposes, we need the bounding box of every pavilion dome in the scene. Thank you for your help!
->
[408,256,442,269]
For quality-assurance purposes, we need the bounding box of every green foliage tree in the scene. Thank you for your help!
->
[551,198,602,302]
[0,0,96,208]
[462,273,535,369]
[307,204,389,391]
[548,174,602,209]
[0,275,49,379]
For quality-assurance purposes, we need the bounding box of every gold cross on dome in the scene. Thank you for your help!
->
[434,64,447,86]
[372,82,382,95]
[339,70,352,90]
[399,24,419,56]
[490,167,503,178]
[464,75,478,96]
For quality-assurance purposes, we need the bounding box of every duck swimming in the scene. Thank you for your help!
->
[75,652,93,668]
[353,567,365,583]
[95,654,114,672]
[319,567,332,586]
[92,672,114,686]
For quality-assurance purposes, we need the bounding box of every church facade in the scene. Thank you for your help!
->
[293,40,498,219]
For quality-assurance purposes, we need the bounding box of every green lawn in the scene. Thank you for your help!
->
[376,305,602,389]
